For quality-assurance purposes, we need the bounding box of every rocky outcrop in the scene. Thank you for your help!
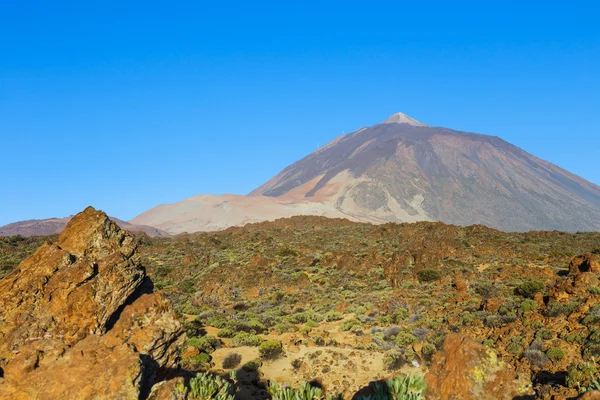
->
[0,207,184,399]
[425,334,530,400]
[569,253,600,275]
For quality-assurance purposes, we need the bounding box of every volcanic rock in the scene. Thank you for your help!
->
[425,334,530,400]
[0,207,184,399]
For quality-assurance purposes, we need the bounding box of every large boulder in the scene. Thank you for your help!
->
[569,253,600,275]
[425,334,531,400]
[0,207,184,399]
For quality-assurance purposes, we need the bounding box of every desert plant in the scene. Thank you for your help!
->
[421,343,436,362]
[383,350,406,371]
[259,340,283,360]
[325,311,343,321]
[182,352,212,371]
[516,279,545,298]
[217,328,235,338]
[546,347,565,362]
[386,375,427,400]
[230,332,262,347]
[188,372,235,400]
[395,331,417,347]
[186,336,221,353]
[567,362,599,389]
[269,381,342,400]
[523,340,549,367]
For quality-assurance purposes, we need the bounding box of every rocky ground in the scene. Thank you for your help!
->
[3,211,600,399]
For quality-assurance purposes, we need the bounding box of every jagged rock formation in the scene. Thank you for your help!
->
[133,113,600,233]
[0,215,170,237]
[0,207,184,399]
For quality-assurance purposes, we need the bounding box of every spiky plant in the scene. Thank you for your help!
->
[188,372,235,400]
[386,375,427,400]
[268,381,342,400]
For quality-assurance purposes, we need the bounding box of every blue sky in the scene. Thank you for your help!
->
[1,1,599,225]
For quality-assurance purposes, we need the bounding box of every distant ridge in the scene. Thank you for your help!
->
[0,215,170,237]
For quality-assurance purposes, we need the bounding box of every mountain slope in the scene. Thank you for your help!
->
[250,113,600,232]
[134,113,600,233]
[0,215,170,237]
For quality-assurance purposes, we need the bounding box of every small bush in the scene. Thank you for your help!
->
[535,329,554,340]
[183,352,212,371]
[523,340,549,367]
[186,336,221,353]
[325,311,343,322]
[395,331,417,347]
[544,301,578,318]
[340,318,362,332]
[589,286,600,295]
[566,363,598,389]
[258,340,283,360]
[506,341,522,355]
[222,353,242,369]
[516,280,545,298]
[230,332,262,347]
[417,269,442,283]
[421,343,436,362]
[217,328,235,338]
[394,307,409,322]
[383,350,405,371]
[546,348,565,362]
[520,299,538,313]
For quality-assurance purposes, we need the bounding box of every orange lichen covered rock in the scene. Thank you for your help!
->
[425,334,530,400]
[0,207,183,399]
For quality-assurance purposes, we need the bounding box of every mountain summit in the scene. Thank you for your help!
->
[382,112,428,126]
[133,114,600,233]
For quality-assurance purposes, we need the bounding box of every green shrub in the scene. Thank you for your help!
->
[588,286,600,295]
[217,328,235,338]
[230,332,262,347]
[544,301,578,317]
[395,331,417,347]
[546,348,565,362]
[340,318,362,332]
[394,307,409,322]
[186,336,221,353]
[417,269,442,283]
[520,299,538,313]
[325,311,343,322]
[567,363,598,389]
[258,340,283,360]
[421,343,436,362]
[383,350,406,371]
[188,372,235,400]
[535,329,554,340]
[506,340,522,355]
[183,352,213,371]
[516,280,545,298]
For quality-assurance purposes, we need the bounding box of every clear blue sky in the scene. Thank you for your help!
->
[1,1,599,226]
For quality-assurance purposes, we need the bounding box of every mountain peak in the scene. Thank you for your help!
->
[383,112,428,127]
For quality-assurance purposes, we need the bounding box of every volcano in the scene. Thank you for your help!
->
[132,113,600,233]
